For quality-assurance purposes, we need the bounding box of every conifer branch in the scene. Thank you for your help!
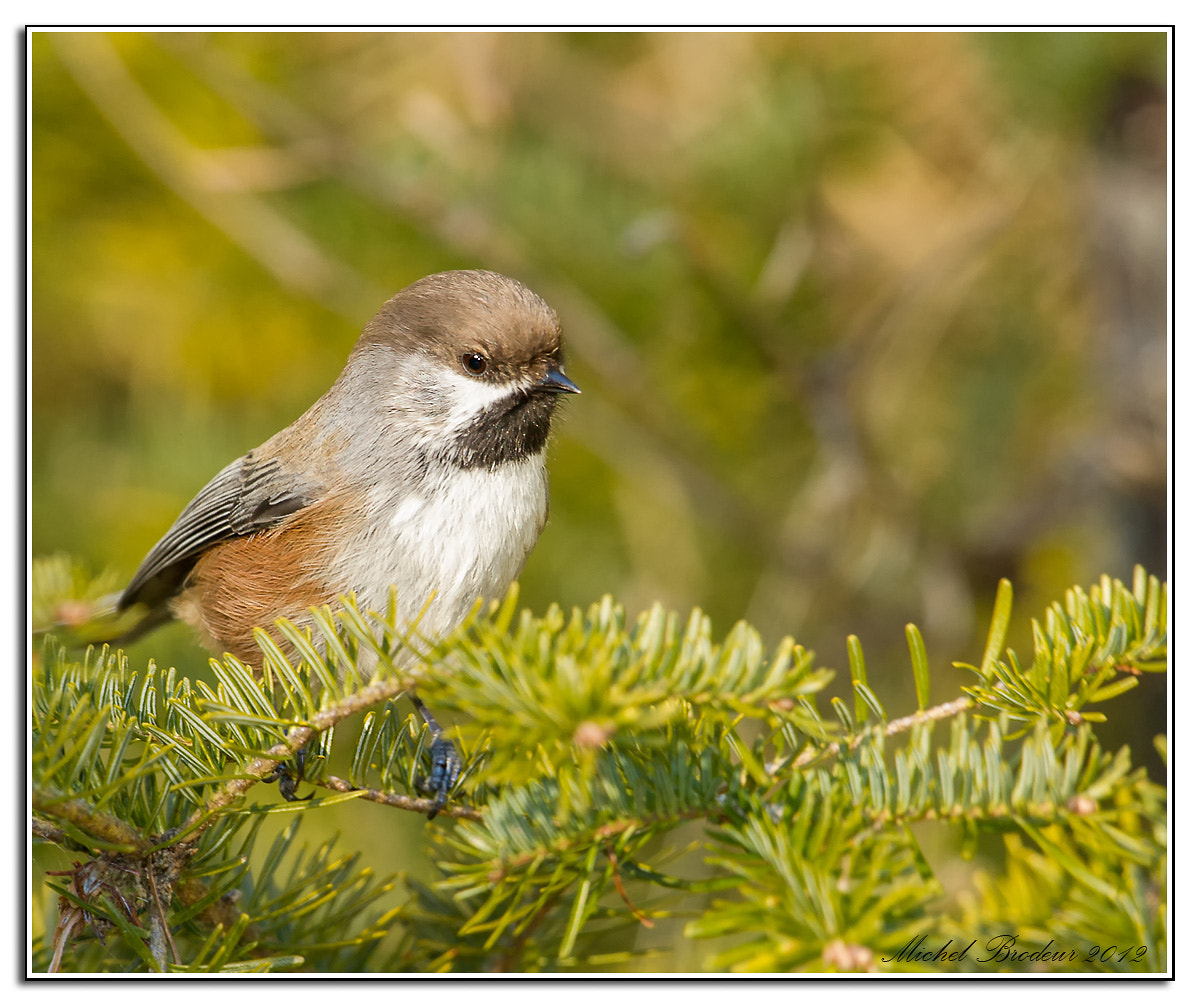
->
[179,671,421,837]
[32,794,148,852]
[315,773,483,821]
[31,560,1167,973]
[791,696,976,770]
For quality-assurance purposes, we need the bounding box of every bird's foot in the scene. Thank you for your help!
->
[411,695,462,819]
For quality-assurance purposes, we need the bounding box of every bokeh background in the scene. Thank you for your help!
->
[31,31,1168,968]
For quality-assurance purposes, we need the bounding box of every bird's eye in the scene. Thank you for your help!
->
[462,352,488,376]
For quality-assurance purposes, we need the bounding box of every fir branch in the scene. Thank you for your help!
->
[32,794,148,853]
[314,773,483,821]
[790,696,975,770]
[31,563,1167,972]
[32,818,69,846]
[178,674,411,839]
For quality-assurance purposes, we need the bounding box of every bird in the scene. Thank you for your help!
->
[117,269,579,665]
[113,270,579,809]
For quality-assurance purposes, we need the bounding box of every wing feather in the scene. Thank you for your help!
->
[118,454,317,611]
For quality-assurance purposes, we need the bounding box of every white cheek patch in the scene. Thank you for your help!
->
[440,370,523,432]
[392,358,521,437]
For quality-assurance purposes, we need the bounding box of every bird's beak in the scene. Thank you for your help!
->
[538,368,582,394]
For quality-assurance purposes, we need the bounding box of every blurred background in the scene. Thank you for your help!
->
[31,30,1168,966]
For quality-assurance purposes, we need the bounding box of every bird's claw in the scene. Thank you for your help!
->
[412,695,462,819]
[423,737,463,819]
[264,747,315,802]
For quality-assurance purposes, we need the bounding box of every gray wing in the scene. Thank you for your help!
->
[118,453,319,615]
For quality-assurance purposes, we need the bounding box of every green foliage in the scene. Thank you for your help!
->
[31,562,1167,973]
[692,801,941,972]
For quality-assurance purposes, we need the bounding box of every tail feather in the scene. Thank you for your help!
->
[35,589,171,648]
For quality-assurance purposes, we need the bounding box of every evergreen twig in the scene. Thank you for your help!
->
[31,561,1168,973]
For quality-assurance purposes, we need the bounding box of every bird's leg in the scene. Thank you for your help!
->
[264,745,315,802]
[411,695,462,819]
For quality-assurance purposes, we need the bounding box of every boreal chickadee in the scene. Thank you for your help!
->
[117,269,579,667]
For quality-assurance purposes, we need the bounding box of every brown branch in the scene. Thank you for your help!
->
[177,675,417,839]
[879,696,976,740]
[791,696,976,771]
[32,817,69,847]
[32,794,149,853]
[606,844,653,928]
[317,774,483,821]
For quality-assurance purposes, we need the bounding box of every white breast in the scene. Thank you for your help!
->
[331,452,550,640]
